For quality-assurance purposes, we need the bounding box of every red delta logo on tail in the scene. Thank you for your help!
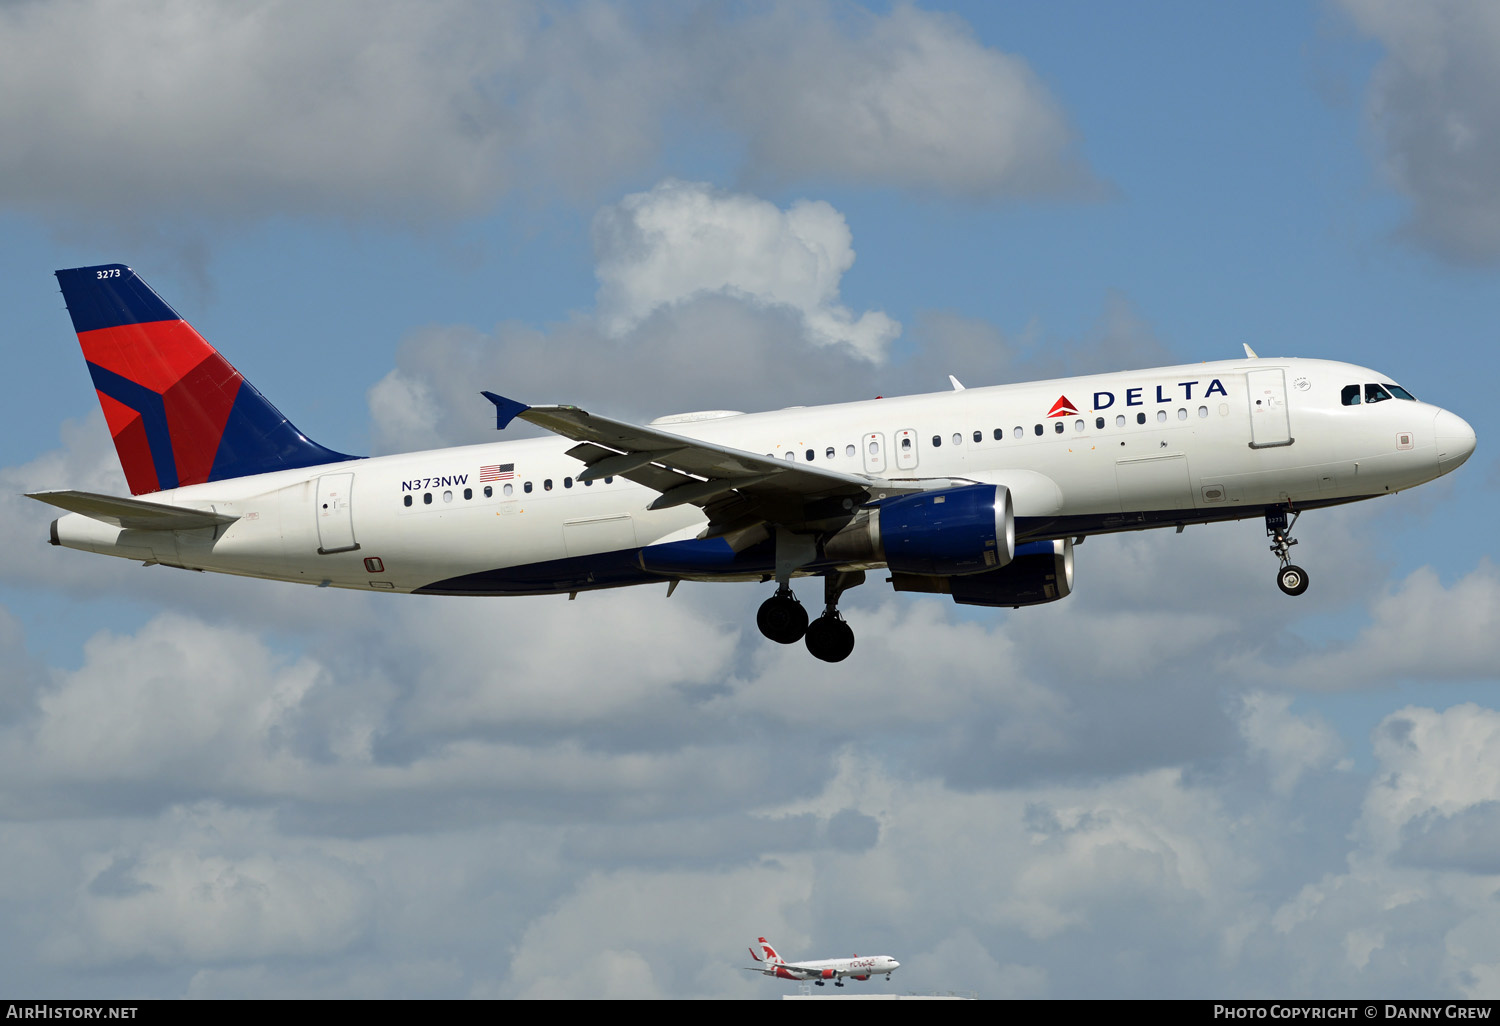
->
[54,265,352,496]
[1047,395,1078,418]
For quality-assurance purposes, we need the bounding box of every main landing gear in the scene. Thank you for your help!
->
[1266,507,1309,596]
[757,571,864,662]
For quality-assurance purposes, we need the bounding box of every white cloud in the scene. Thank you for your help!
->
[1339,0,1500,261]
[366,182,899,454]
[1274,562,1500,688]
[593,180,899,361]
[1238,692,1346,795]
[0,1,1095,228]
[720,3,1098,199]
[47,804,372,968]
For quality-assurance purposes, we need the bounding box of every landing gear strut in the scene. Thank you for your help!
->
[804,571,863,663]
[1266,507,1309,596]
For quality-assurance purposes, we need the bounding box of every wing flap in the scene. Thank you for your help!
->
[27,489,239,531]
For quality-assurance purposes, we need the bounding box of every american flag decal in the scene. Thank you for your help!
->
[480,463,514,482]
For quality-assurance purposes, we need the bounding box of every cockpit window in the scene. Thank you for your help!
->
[1365,383,1393,404]
[1341,384,1361,406]
[1385,383,1416,401]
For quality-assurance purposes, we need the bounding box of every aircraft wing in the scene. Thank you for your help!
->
[27,489,239,531]
[483,393,908,537]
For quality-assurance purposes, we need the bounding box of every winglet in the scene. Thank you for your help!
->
[948,374,966,391]
[481,391,531,430]
[1243,343,1259,359]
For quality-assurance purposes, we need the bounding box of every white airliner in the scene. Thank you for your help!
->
[31,265,1477,662]
[745,937,899,986]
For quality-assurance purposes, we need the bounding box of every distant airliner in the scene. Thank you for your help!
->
[745,937,899,986]
[31,265,1476,662]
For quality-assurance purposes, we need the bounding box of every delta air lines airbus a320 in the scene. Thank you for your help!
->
[31,265,1477,662]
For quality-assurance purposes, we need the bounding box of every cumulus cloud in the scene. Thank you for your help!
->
[0,1,1095,229]
[719,3,1098,199]
[593,180,899,360]
[1339,0,1500,261]
[366,181,901,454]
[1238,692,1347,795]
[1272,562,1500,688]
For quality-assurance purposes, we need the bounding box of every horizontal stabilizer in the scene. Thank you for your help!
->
[27,490,239,531]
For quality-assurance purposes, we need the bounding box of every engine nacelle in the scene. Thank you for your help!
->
[890,538,1074,607]
[824,484,1014,577]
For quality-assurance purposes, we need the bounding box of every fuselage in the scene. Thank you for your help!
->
[764,954,901,981]
[50,357,1476,596]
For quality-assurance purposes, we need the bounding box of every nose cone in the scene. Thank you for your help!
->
[889,960,901,970]
[1434,409,1477,471]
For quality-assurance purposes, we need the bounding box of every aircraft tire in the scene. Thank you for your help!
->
[757,594,808,643]
[805,614,855,662]
[1277,564,1310,596]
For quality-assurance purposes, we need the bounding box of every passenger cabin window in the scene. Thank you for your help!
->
[952,433,962,446]
[846,444,856,457]
[1365,383,1393,404]
[993,428,1003,440]
[502,484,512,496]
[806,449,814,461]
[826,447,835,459]
[932,435,942,447]
[544,479,553,491]
[423,493,432,505]
[1341,384,1362,406]
[1013,426,1023,439]
[901,437,912,451]
[564,477,573,488]
[1034,424,1044,436]
[1096,417,1105,429]
[973,430,982,443]
[464,487,472,500]
[483,485,493,498]
[1054,421,1064,434]
[403,495,412,507]
[524,482,533,493]
[1136,412,1146,425]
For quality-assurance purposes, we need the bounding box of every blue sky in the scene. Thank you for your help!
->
[2,0,1500,999]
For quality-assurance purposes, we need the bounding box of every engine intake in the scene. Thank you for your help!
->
[824,484,1014,577]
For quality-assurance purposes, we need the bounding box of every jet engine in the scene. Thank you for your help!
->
[824,484,1014,576]
[890,538,1074,607]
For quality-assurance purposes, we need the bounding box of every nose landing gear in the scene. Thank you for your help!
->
[1267,507,1309,596]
